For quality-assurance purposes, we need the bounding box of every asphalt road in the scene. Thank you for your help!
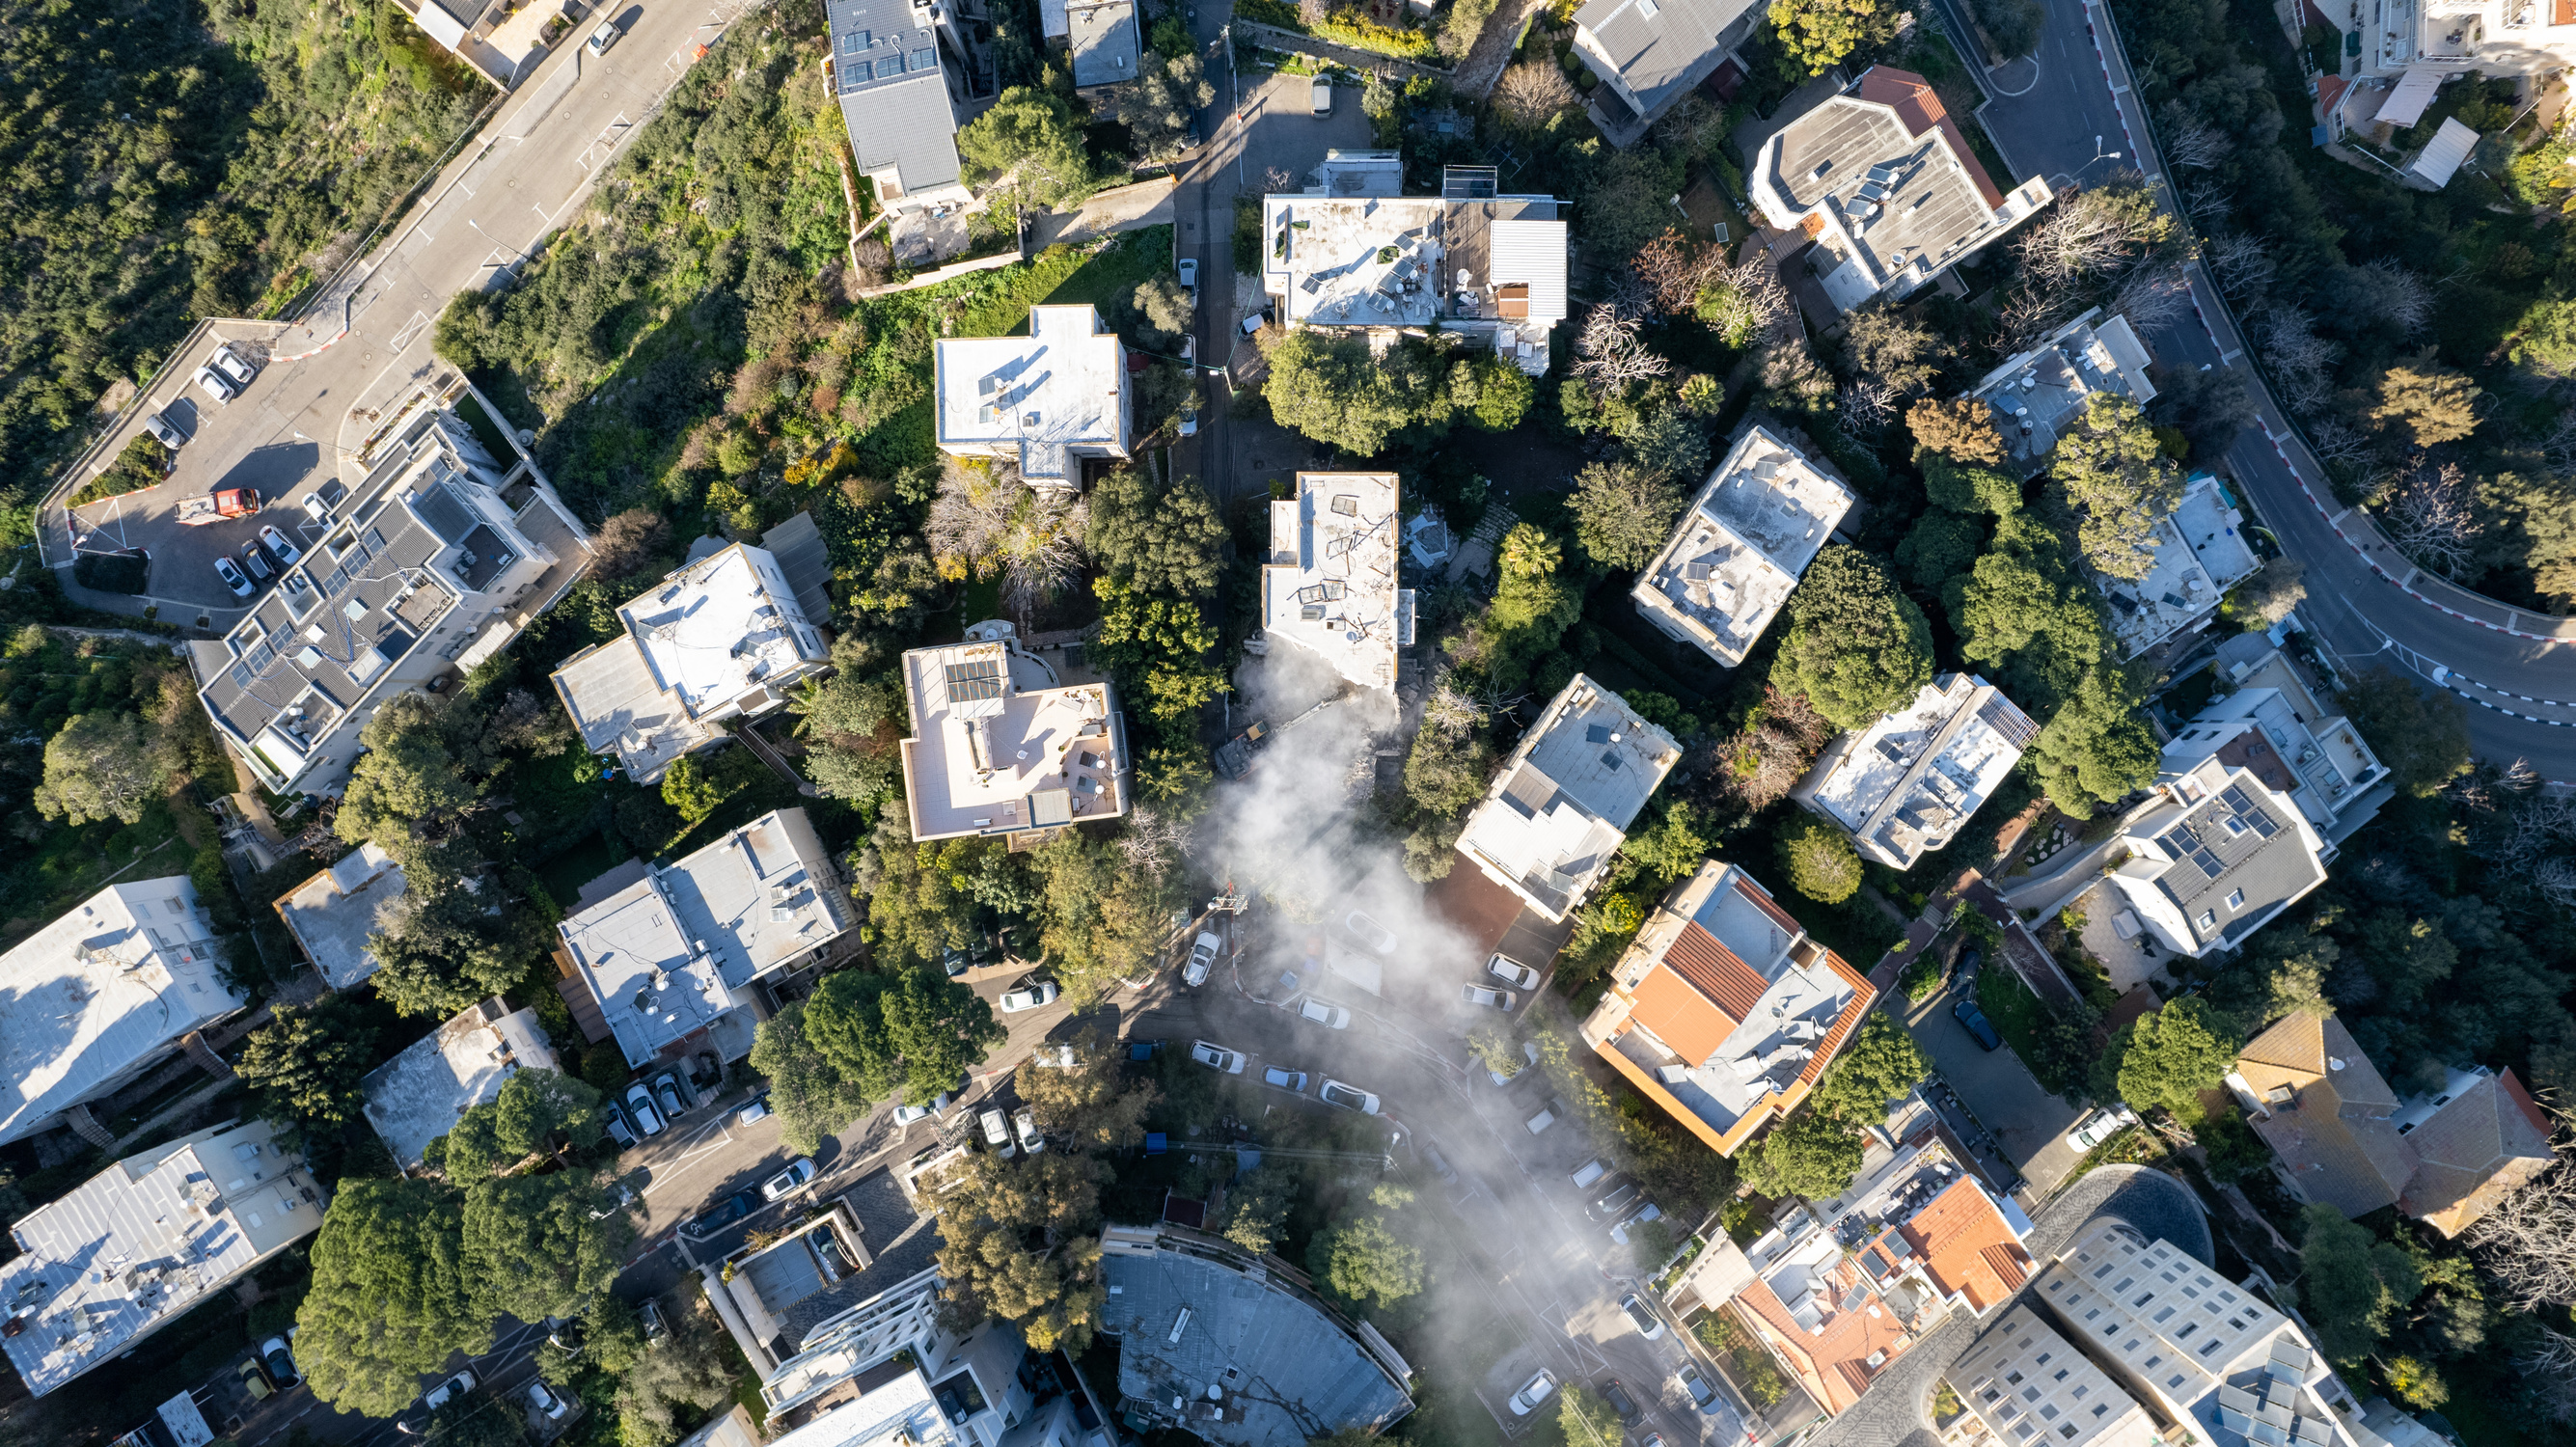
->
[1952,0,2576,780]
[48,0,754,626]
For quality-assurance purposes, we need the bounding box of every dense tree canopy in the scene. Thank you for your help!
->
[1771,545,1934,732]
[2339,667,2473,797]
[238,998,379,1130]
[296,1178,484,1417]
[806,965,1006,1106]
[1740,1109,1866,1200]
[2107,998,2241,1119]
[1569,460,1686,571]
[1087,467,1228,599]
[956,87,1095,208]
[2049,394,2184,582]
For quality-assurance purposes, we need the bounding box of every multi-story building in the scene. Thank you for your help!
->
[0,879,243,1148]
[272,842,409,991]
[1453,675,1683,923]
[552,539,833,784]
[1259,472,1409,692]
[1631,423,1855,669]
[2095,474,2261,660]
[1260,159,1568,374]
[896,622,1129,842]
[759,1269,1040,1447]
[1966,308,2160,475]
[823,0,995,214]
[2159,636,2391,846]
[1677,1136,2034,1416]
[1581,860,1877,1156]
[1570,0,1765,141]
[1045,0,1140,88]
[1792,674,2039,869]
[1750,68,2054,314]
[359,997,559,1172]
[1939,1304,2166,1447]
[933,305,1133,487]
[2033,1221,2370,1447]
[2227,1011,2553,1237]
[194,398,587,798]
[558,808,855,1070]
[2099,760,2330,960]
[0,1119,325,1396]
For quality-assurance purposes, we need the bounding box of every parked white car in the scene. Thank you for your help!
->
[1298,997,1352,1029]
[193,366,237,404]
[1486,953,1541,990]
[1191,1040,1246,1074]
[1509,1369,1558,1415]
[623,1083,664,1136]
[1184,931,1221,987]
[981,1107,1017,1158]
[208,344,257,388]
[1319,1079,1379,1114]
[891,1091,952,1127]
[761,1158,816,1200]
[258,525,302,566]
[2067,1106,2138,1152]
[1177,257,1198,291]
[1000,981,1059,1012]
[1013,1106,1044,1154]
[1343,910,1398,956]
[1461,984,1515,1010]
[144,411,185,450]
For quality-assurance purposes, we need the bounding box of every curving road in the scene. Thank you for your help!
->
[1953,0,2576,781]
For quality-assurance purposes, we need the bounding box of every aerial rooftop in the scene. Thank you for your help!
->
[0,879,242,1149]
[933,305,1131,484]
[1751,68,2052,312]
[1062,0,1139,86]
[552,541,832,783]
[1572,0,1764,128]
[558,809,854,1070]
[0,1119,323,1396]
[2105,763,2327,958]
[1584,860,1876,1155]
[897,624,1128,842]
[272,843,408,991]
[1454,675,1683,922]
[1793,673,2038,869]
[1260,473,1408,691]
[2096,474,2261,659]
[1632,424,1855,667]
[1261,166,1567,372]
[1098,1230,1413,1446]
[2163,639,2387,839]
[359,998,559,1171]
[1969,308,2159,471]
[822,0,976,206]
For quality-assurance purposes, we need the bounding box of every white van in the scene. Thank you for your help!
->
[1310,76,1332,115]
[1570,1159,1607,1189]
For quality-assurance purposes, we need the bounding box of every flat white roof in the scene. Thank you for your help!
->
[2098,475,2260,658]
[560,810,854,1067]
[359,1000,559,1170]
[2375,65,2441,124]
[1458,675,1683,921]
[0,879,243,1148]
[933,306,1127,481]
[0,1120,321,1396]
[1799,674,2036,869]
[1262,473,1406,690]
[764,1368,945,1447]
[1631,426,1855,667]
[897,630,1128,841]
[273,843,407,991]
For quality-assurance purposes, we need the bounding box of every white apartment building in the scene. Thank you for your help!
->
[896,622,1128,842]
[1967,308,2159,475]
[0,879,243,1148]
[1942,1305,2166,1447]
[1454,674,1682,923]
[0,1119,324,1396]
[552,540,833,784]
[195,399,588,798]
[2096,474,2261,660]
[1632,424,1855,669]
[760,1269,1041,1447]
[933,305,1132,487]
[1259,472,1409,691]
[558,809,854,1069]
[359,997,559,1172]
[2102,759,2331,959]
[1793,674,2040,869]
[2159,636,2391,846]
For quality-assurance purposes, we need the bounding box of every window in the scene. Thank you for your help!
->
[2145,1356,2163,1370]
[2086,1309,2102,1322]
[2093,1406,2111,1419]
[2200,1340,2224,1357]
[2058,1427,2078,1441]
[2048,1280,2068,1294]
[2227,888,2245,910]
[2038,1355,2052,1367]
[2072,1386,2089,1401]
[2168,1374,2187,1389]
[2153,1307,2176,1323]
[2132,1293,2154,1307]
[2023,1388,2042,1405]
[2007,1373,2025,1386]
[2040,1406,2060,1421]
[2198,910,2218,931]
[2113,1278,2134,1293]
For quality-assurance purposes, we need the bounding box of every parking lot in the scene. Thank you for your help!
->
[1897,971,2082,1198]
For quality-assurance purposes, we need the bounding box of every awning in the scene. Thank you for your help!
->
[2408,118,2480,187]
[2374,66,2441,125]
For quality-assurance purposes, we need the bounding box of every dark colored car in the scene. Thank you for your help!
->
[259,1334,299,1387]
[1953,997,2004,1051]
[684,1190,758,1238]
[1584,1177,1640,1223]
[1956,945,1984,980]
[1601,1379,1643,1425]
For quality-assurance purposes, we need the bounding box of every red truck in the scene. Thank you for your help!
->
[175,488,260,525]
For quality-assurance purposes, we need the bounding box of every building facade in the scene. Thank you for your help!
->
[1966,308,2159,475]
[2158,637,2390,847]
[2100,760,2330,959]
[823,0,995,213]
[897,622,1129,842]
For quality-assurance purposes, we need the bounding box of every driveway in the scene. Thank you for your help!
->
[1895,980,2080,1194]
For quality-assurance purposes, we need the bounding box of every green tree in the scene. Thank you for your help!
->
[1030,831,1182,1004]
[296,1179,483,1418]
[1456,524,1583,694]
[2113,998,2241,1121]
[956,87,1094,208]
[461,1170,631,1324]
[237,998,379,1129]
[493,1069,606,1156]
[1015,1028,1161,1151]
[1897,507,1987,587]
[2369,349,2480,449]
[1631,408,1713,483]
[808,966,1006,1106]
[2026,667,2159,817]
[659,753,725,824]
[1218,1167,1297,1256]
[32,712,172,825]
[615,1300,740,1447]
[1922,453,2023,515]
[2049,393,2184,582]
[2338,666,2472,797]
[1263,331,1447,453]
[1613,799,1710,895]
[2293,1206,2424,1361]
[1779,814,1863,903]
[1770,0,1882,74]
[335,694,477,864]
[1568,460,1686,570]
[1771,545,1934,731]
[1740,1111,1864,1199]
[1452,352,1537,430]
[1559,1384,1628,1447]
[750,1001,880,1154]
[1313,1214,1425,1310]
[1811,1013,1932,1122]
[1092,575,1229,725]
[1087,467,1229,598]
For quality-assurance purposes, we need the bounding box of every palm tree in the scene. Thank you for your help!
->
[926,458,1088,615]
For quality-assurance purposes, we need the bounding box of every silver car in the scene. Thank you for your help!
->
[209,344,257,388]
[1319,1079,1380,1114]
[623,1083,665,1135]
[144,411,185,450]
[1487,953,1541,990]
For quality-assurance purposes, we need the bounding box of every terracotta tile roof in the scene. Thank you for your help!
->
[1666,921,1773,1021]
[1627,961,1740,1066]
[1795,947,1878,1090]
[2235,1013,2414,1217]
[2402,1068,2557,1237]
[1897,1178,2028,1312]
[1850,67,2006,209]
[1730,1268,1914,1415]
[1980,1242,2030,1295]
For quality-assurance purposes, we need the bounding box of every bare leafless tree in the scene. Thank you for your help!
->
[2358,259,2435,341]
[1632,230,1719,316]
[2306,415,2371,467]
[2537,858,2576,910]
[2535,408,2576,473]
[2523,1325,2576,1424]
[2259,303,2341,416]
[1994,284,2076,354]
[1419,682,1488,740]
[1574,304,1669,391]
[1700,257,1795,348]
[2108,257,2191,337]
[1838,376,1904,441]
[2179,176,2233,229]
[2465,1157,2576,1312]
[2158,101,2228,172]
[2385,461,2484,581]
[1495,60,1578,129]
[2206,232,2278,306]
[2014,178,2169,292]
[1116,807,1191,875]
[1697,686,1837,815]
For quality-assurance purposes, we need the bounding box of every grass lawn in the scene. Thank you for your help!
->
[1977,962,2049,1059]
[954,226,1175,338]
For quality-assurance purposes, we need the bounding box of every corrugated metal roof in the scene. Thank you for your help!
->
[1488,218,1568,323]
[2407,117,2478,187]
[2373,66,2440,125]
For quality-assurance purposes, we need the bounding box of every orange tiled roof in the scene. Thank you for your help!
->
[1628,961,1741,1066]
[1898,1177,2029,1313]
[1794,946,1877,1090]
[1731,1268,1913,1415]
[1667,922,1774,1021]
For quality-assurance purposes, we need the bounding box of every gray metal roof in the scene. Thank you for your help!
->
[827,0,964,194]
[2149,783,2323,948]
[1574,0,1763,120]
[760,511,836,627]
[1066,0,1140,87]
[1099,1247,1411,1445]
